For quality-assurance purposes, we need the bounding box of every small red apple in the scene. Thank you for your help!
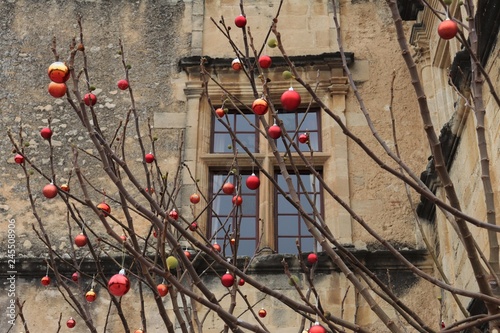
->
[47,61,70,83]
[258,55,272,69]
[40,127,53,140]
[238,278,245,286]
[222,182,235,195]
[307,253,318,264]
[190,193,201,204]
[298,133,309,144]
[48,82,67,98]
[41,275,51,286]
[42,183,58,199]
[258,308,267,318]
[117,79,129,90]
[157,283,169,297]
[189,222,198,231]
[215,108,226,117]
[83,93,97,106]
[145,153,155,163]
[246,173,260,190]
[66,318,76,328]
[74,233,88,247]
[234,15,247,28]
[231,58,242,71]
[97,202,111,216]
[281,87,301,111]
[268,124,282,139]
[14,154,24,164]
[252,98,268,115]
[169,209,179,220]
[232,195,243,206]
[438,19,458,40]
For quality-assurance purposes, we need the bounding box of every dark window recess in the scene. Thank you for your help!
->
[275,172,323,254]
[397,0,424,21]
[211,112,258,153]
[208,172,259,257]
[276,109,321,152]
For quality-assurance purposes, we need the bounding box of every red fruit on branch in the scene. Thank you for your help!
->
[246,173,260,190]
[83,93,97,106]
[258,55,272,69]
[169,209,179,220]
[184,250,192,260]
[108,270,130,297]
[14,154,24,164]
[71,272,79,282]
[42,183,58,199]
[47,61,70,83]
[222,182,235,194]
[117,79,129,90]
[281,87,301,111]
[48,82,67,98]
[299,133,309,144]
[97,202,111,216]
[268,124,282,139]
[231,58,242,71]
[258,308,267,318]
[307,253,318,264]
[212,243,221,253]
[238,278,245,286]
[438,19,458,40]
[145,153,155,163]
[40,127,53,140]
[215,107,225,118]
[60,184,70,192]
[232,195,243,206]
[234,15,247,28]
[74,233,88,247]
[221,273,235,287]
[252,98,268,115]
[189,222,198,231]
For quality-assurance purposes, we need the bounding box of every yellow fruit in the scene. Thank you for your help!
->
[166,256,178,270]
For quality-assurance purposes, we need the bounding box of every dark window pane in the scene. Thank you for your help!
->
[213,133,232,153]
[236,133,255,153]
[278,238,298,254]
[237,240,255,257]
[236,114,254,131]
[300,237,315,253]
[213,196,233,215]
[278,194,295,213]
[306,133,319,151]
[212,112,258,153]
[241,195,256,215]
[276,109,320,152]
[278,216,298,236]
[300,113,319,130]
[239,217,256,237]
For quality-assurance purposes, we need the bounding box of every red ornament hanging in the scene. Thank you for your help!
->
[221,272,235,287]
[41,275,51,286]
[120,234,127,242]
[234,15,247,28]
[157,283,169,297]
[117,79,129,90]
[230,238,236,246]
[14,154,24,164]
[169,209,179,220]
[268,124,282,139]
[85,289,97,302]
[190,193,201,204]
[189,222,198,231]
[97,202,111,216]
[258,55,272,69]
[231,58,242,71]
[47,61,70,83]
[298,133,309,144]
[108,269,130,297]
[281,87,301,111]
[212,242,221,253]
[184,250,192,260]
[258,308,267,318]
[309,323,326,333]
[40,127,53,140]
[83,93,97,106]
[66,317,76,328]
[134,330,144,333]
[74,233,88,247]
[145,153,155,163]
[238,278,245,286]
[60,183,70,192]
[246,173,260,190]
[438,19,458,40]
[215,107,226,118]
[222,182,235,195]
[307,253,318,264]
[232,195,243,206]
[48,82,67,98]
[251,98,268,115]
[71,272,79,282]
[42,183,58,199]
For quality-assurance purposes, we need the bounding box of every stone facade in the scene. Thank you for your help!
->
[0,0,498,332]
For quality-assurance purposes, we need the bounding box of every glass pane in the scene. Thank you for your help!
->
[278,237,298,254]
[236,133,255,153]
[239,217,256,237]
[300,237,315,253]
[307,133,319,151]
[278,216,298,236]
[213,196,233,215]
[241,195,256,215]
[237,239,255,257]
[213,133,232,153]
[278,194,295,213]
[214,118,227,131]
[300,113,318,130]
[236,114,254,131]
[280,113,296,131]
